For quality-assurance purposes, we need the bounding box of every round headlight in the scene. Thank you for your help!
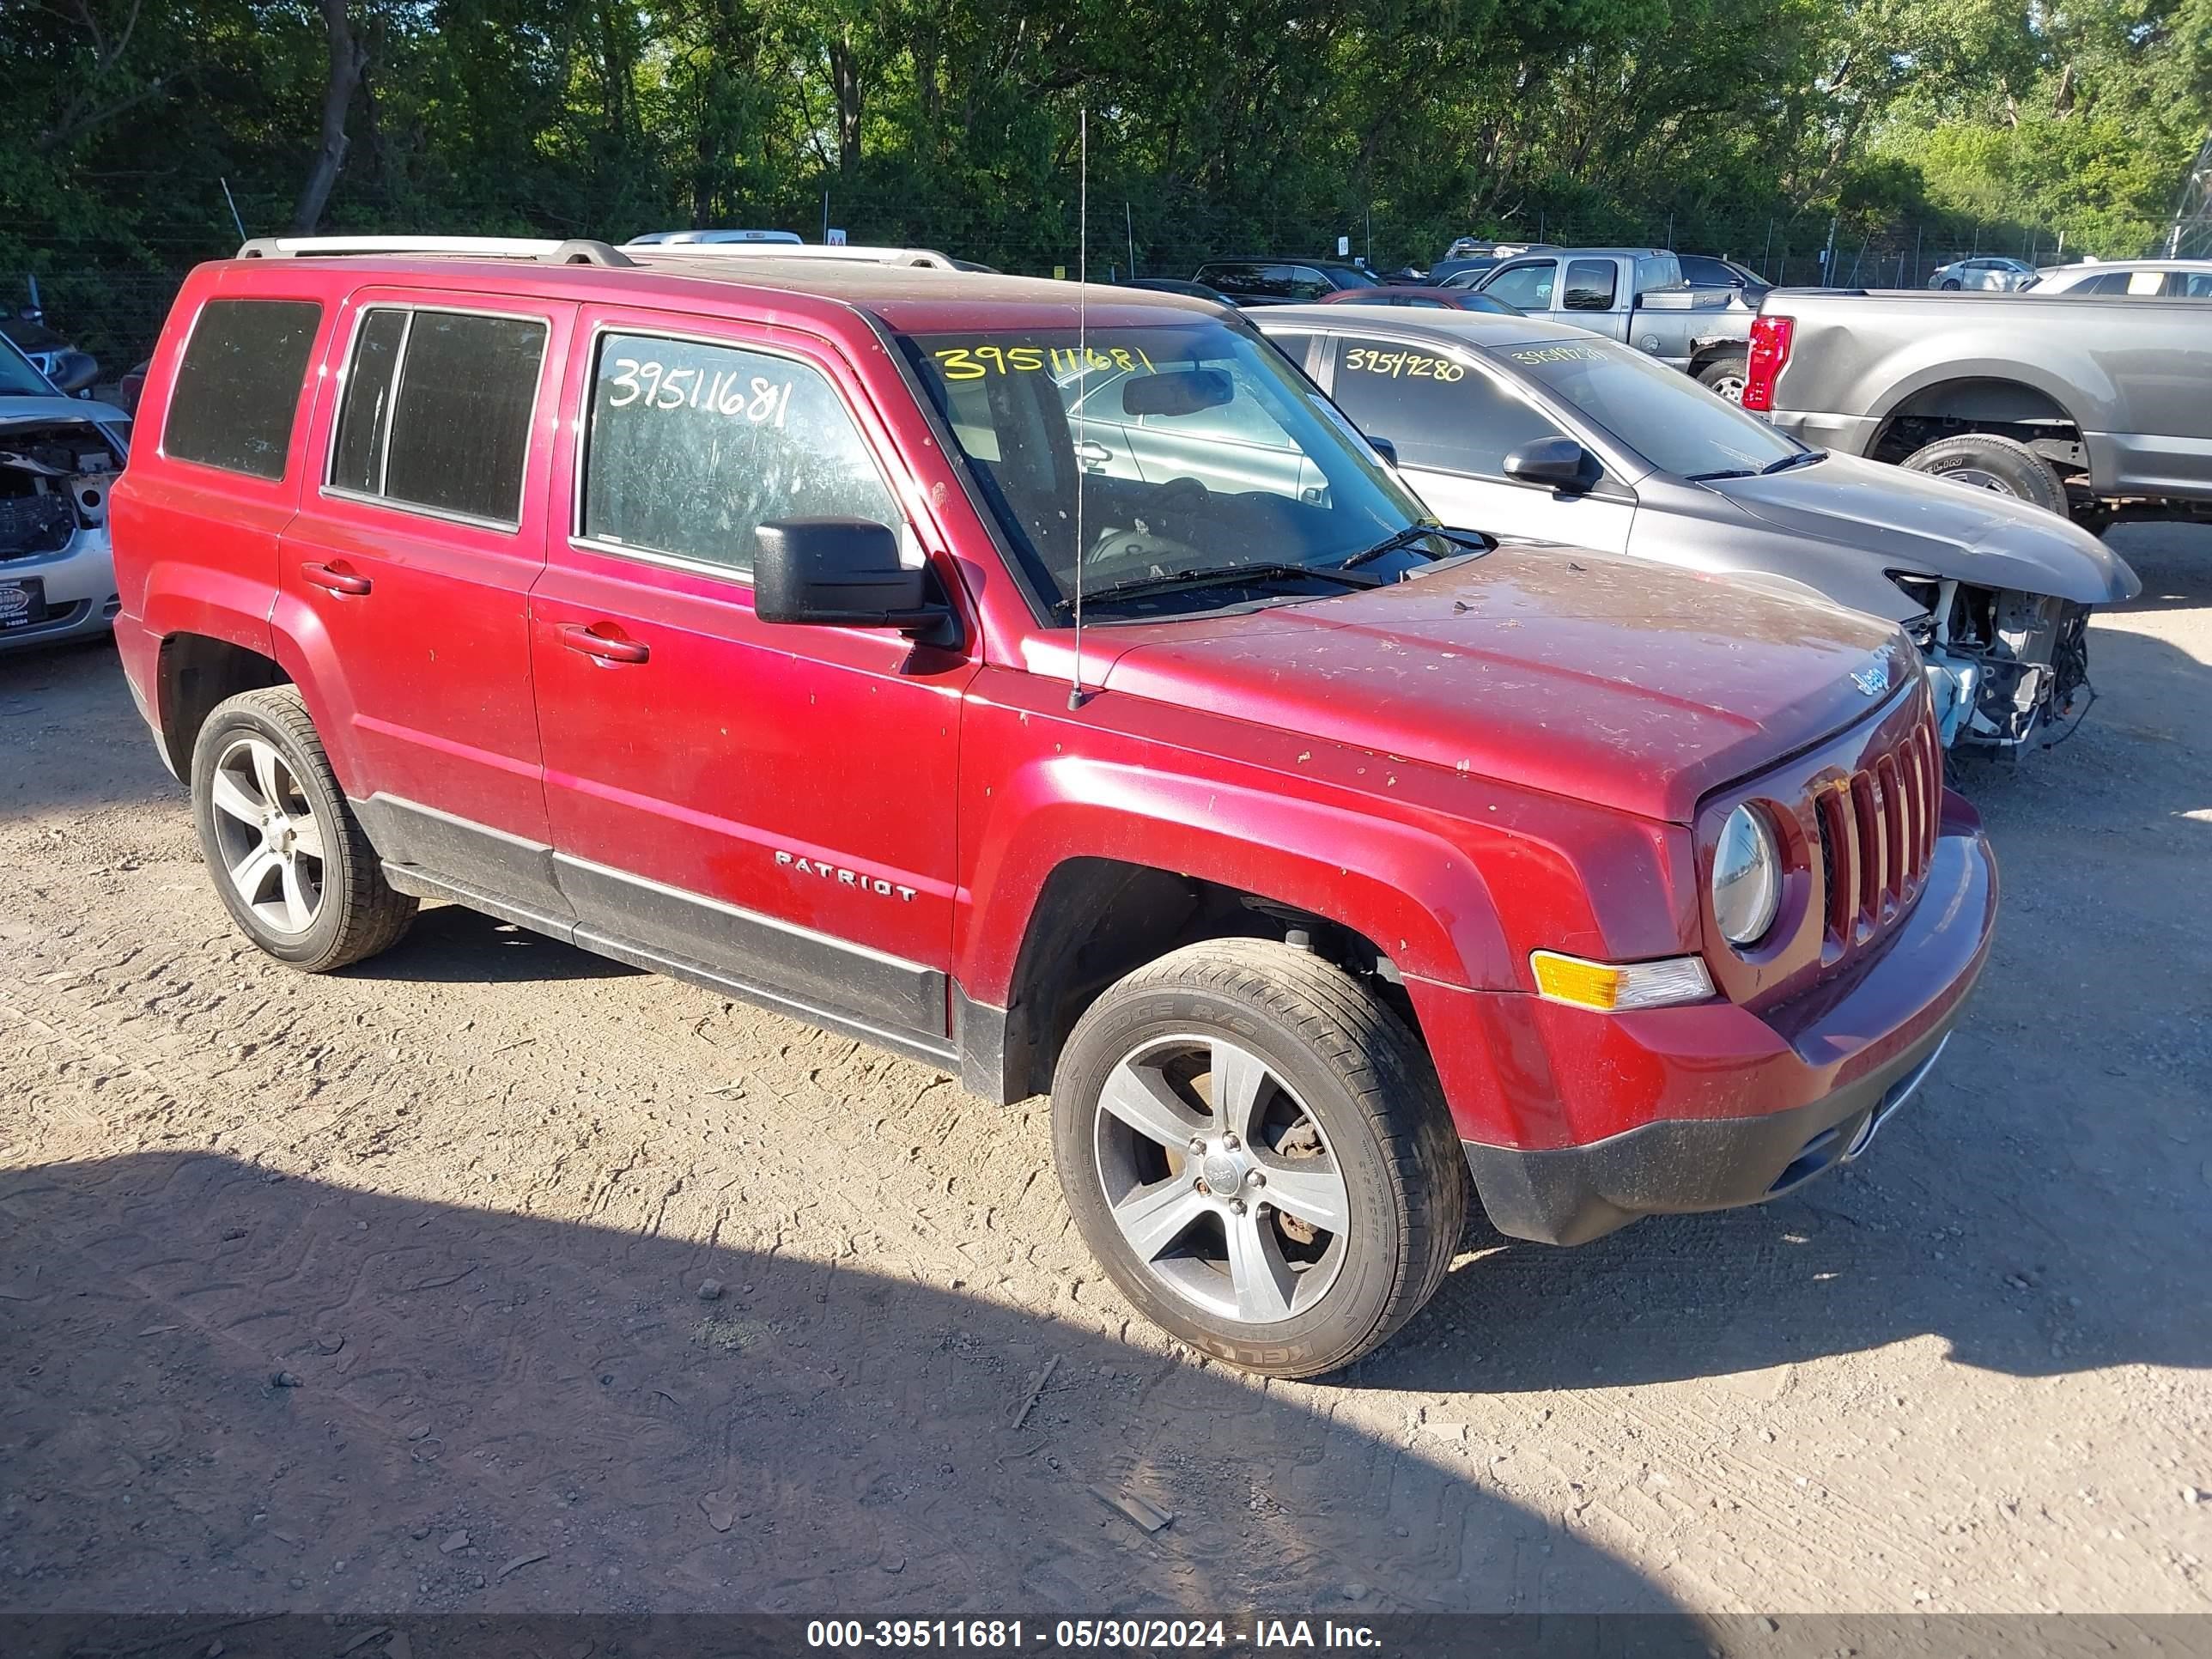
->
[1712,805,1781,947]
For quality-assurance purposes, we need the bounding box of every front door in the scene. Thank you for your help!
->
[278,291,574,913]
[1322,332,1637,551]
[528,306,976,1054]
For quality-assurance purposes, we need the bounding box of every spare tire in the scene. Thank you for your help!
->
[1900,432,2069,517]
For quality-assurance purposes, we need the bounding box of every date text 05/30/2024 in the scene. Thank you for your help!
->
[806,1620,1382,1650]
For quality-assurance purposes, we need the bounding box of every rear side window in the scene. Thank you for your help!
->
[1329,337,1480,471]
[330,308,546,526]
[580,332,900,579]
[164,299,322,480]
[1329,336,1563,475]
[330,309,407,492]
[1563,259,1619,311]
[1264,331,1320,373]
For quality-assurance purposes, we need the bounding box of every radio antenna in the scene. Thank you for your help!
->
[1067,106,1091,712]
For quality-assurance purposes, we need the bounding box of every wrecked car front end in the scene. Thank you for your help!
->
[1888,574,2097,750]
[2,401,127,653]
[1686,452,2140,757]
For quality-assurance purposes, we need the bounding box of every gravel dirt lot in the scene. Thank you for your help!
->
[2,525,2208,1620]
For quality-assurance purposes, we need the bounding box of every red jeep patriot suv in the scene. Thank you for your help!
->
[109,236,1996,1376]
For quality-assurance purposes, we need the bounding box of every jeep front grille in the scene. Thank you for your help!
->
[1812,711,1941,954]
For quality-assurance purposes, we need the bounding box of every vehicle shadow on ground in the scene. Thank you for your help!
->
[0,641,180,821]
[347,904,642,985]
[0,1152,1687,1620]
[2100,521,2212,617]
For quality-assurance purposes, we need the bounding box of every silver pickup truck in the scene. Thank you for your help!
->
[1472,248,1754,394]
[1747,288,2212,532]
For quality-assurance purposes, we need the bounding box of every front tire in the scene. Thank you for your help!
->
[1051,939,1468,1378]
[190,687,416,972]
[1901,431,2069,515]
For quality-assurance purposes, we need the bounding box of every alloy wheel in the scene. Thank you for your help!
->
[207,735,327,935]
[1091,1032,1352,1325]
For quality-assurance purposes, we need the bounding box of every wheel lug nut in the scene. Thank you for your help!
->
[1221,1133,1239,1151]
[1248,1170,1266,1188]
[1189,1136,1206,1154]
[1193,1176,1206,1193]
[1230,1199,1247,1216]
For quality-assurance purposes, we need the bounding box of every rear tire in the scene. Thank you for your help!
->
[1697,354,1750,404]
[1051,939,1468,1378]
[190,687,416,973]
[1901,432,2069,516]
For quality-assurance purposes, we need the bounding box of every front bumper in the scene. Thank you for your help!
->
[1462,1022,1958,1245]
[0,524,118,653]
[1427,798,1996,1246]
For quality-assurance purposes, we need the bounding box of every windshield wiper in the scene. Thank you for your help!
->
[1686,466,1759,482]
[1761,447,1826,474]
[1053,561,1383,614]
[1336,524,1488,572]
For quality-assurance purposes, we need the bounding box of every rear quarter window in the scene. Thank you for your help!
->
[162,299,323,480]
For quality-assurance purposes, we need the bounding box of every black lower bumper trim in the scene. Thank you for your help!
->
[1462,1019,1957,1247]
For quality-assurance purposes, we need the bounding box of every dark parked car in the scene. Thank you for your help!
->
[1123,277,1234,306]
[1190,259,1377,305]
[1315,287,1523,315]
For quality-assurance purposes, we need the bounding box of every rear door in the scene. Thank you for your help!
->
[1322,331,1635,551]
[277,289,573,915]
[526,306,975,1054]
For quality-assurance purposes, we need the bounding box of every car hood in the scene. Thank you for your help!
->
[1704,452,2139,605]
[1099,544,1913,823]
[0,395,130,430]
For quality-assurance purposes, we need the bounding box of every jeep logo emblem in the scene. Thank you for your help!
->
[1850,660,1891,697]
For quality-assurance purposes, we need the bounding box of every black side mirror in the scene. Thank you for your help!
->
[751,518,957,647]
[1367,435,1401,466]
[1503,436,1595,492]
[48,349,99,395]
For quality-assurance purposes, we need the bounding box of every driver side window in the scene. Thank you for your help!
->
[1484,261,1559,312]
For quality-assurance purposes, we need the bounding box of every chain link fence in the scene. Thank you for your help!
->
[0,198,2116,389]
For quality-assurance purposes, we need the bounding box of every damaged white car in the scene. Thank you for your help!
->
[2,331,127,653]
[1251,309,2140,753]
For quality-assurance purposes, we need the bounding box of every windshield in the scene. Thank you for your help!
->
[903,319,1439,621]
[1501,338,1802,478]
[0,332,57,398]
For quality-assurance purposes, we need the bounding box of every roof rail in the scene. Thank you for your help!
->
[236,235,635,267]
[631,243,961,270]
